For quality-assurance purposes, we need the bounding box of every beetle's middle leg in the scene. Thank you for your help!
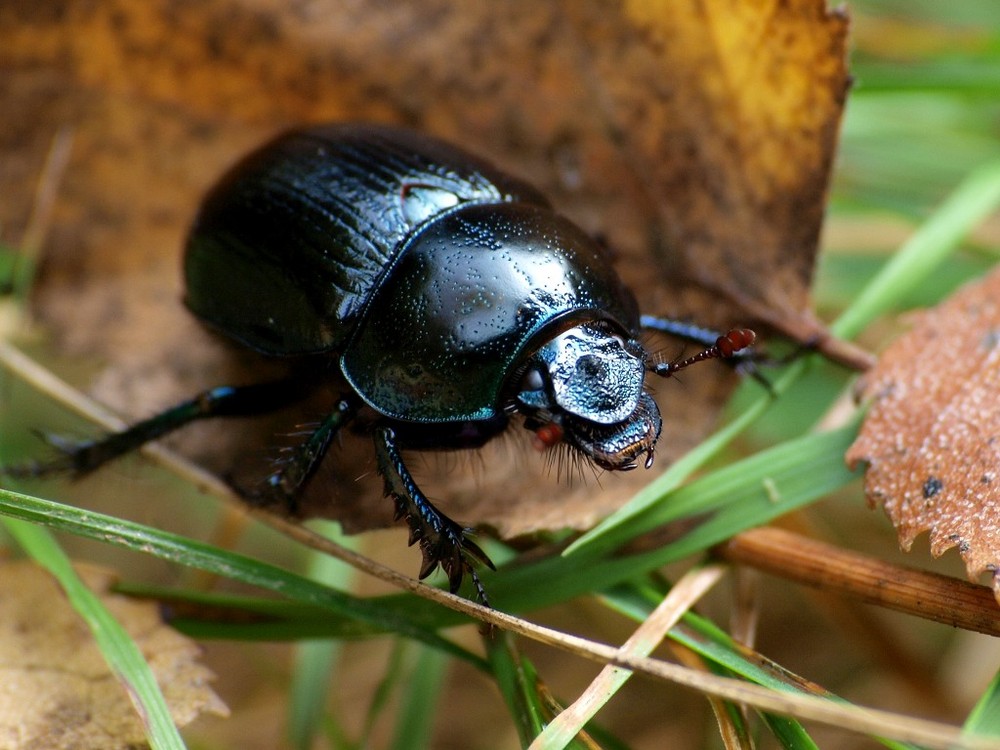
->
[250,396,359,514]
[4,379,313,479]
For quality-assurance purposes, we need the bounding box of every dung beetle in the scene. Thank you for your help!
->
[13,124,755,605]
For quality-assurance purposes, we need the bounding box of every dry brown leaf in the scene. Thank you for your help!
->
[0,560,228,749]
[0,1,849,537]
[846,267,1000,601]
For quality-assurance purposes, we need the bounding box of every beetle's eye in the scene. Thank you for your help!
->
[610,334,626,349]
[522,367,545,392]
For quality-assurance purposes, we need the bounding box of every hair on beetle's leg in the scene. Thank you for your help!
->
[3,379,310,479]
[373,426,494,607]
[250,396,358,516]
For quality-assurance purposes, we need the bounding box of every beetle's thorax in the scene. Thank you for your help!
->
[516,323,663,471]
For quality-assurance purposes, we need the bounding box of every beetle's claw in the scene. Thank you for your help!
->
[388,490,493,607]
[417,514,494,607]
[741,361,777,395]
[2,433,95,479]
[428,525,493,609]
[456,531,495,571]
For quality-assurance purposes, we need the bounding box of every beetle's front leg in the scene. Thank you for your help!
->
[373,426,494,606]
[250,396,359,515]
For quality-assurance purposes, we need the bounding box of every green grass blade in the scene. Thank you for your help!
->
[565,420,859,564]
[3,517,188,750]
[290,640,343,750]
[575,159,1000,559]
[762,714,821,750]
[389,646,450,750]
[832,159,1000,340]
[603,584,925,750]
[566,359,804,556]
[460,423,860,616]
[486,634,553,748]
[0,487,483,666]
[964,668,1000,738]
[288,523,358,750]
[10,422,857,630]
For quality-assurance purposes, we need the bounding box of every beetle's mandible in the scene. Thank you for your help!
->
[13,124,756,605]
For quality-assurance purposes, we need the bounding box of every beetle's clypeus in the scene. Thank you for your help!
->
[14,124,755,605]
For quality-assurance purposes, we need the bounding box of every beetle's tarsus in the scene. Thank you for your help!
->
[745,366,777,395]
[1,432,107,479]
[467,567,492,610]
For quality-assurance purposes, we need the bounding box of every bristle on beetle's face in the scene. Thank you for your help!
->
[560,392,662,471]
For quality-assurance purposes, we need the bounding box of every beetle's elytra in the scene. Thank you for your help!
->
[14,124,755,605]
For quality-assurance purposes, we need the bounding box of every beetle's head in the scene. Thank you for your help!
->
[515,323,662,471]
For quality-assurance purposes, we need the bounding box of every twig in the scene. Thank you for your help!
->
[715,526,1000,636]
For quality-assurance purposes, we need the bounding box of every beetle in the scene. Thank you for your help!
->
[12,124,755,604]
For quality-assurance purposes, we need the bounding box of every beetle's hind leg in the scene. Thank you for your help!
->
[373,426,494,607]
[3,380,309,479]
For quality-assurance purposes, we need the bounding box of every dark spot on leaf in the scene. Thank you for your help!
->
[922,475,944,499]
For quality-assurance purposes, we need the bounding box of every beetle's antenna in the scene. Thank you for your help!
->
[650,328,756,379]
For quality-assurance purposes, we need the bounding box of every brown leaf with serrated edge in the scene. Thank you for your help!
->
[0,561,228,750]
[0,1,849,538]
[846,267,1000,601]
